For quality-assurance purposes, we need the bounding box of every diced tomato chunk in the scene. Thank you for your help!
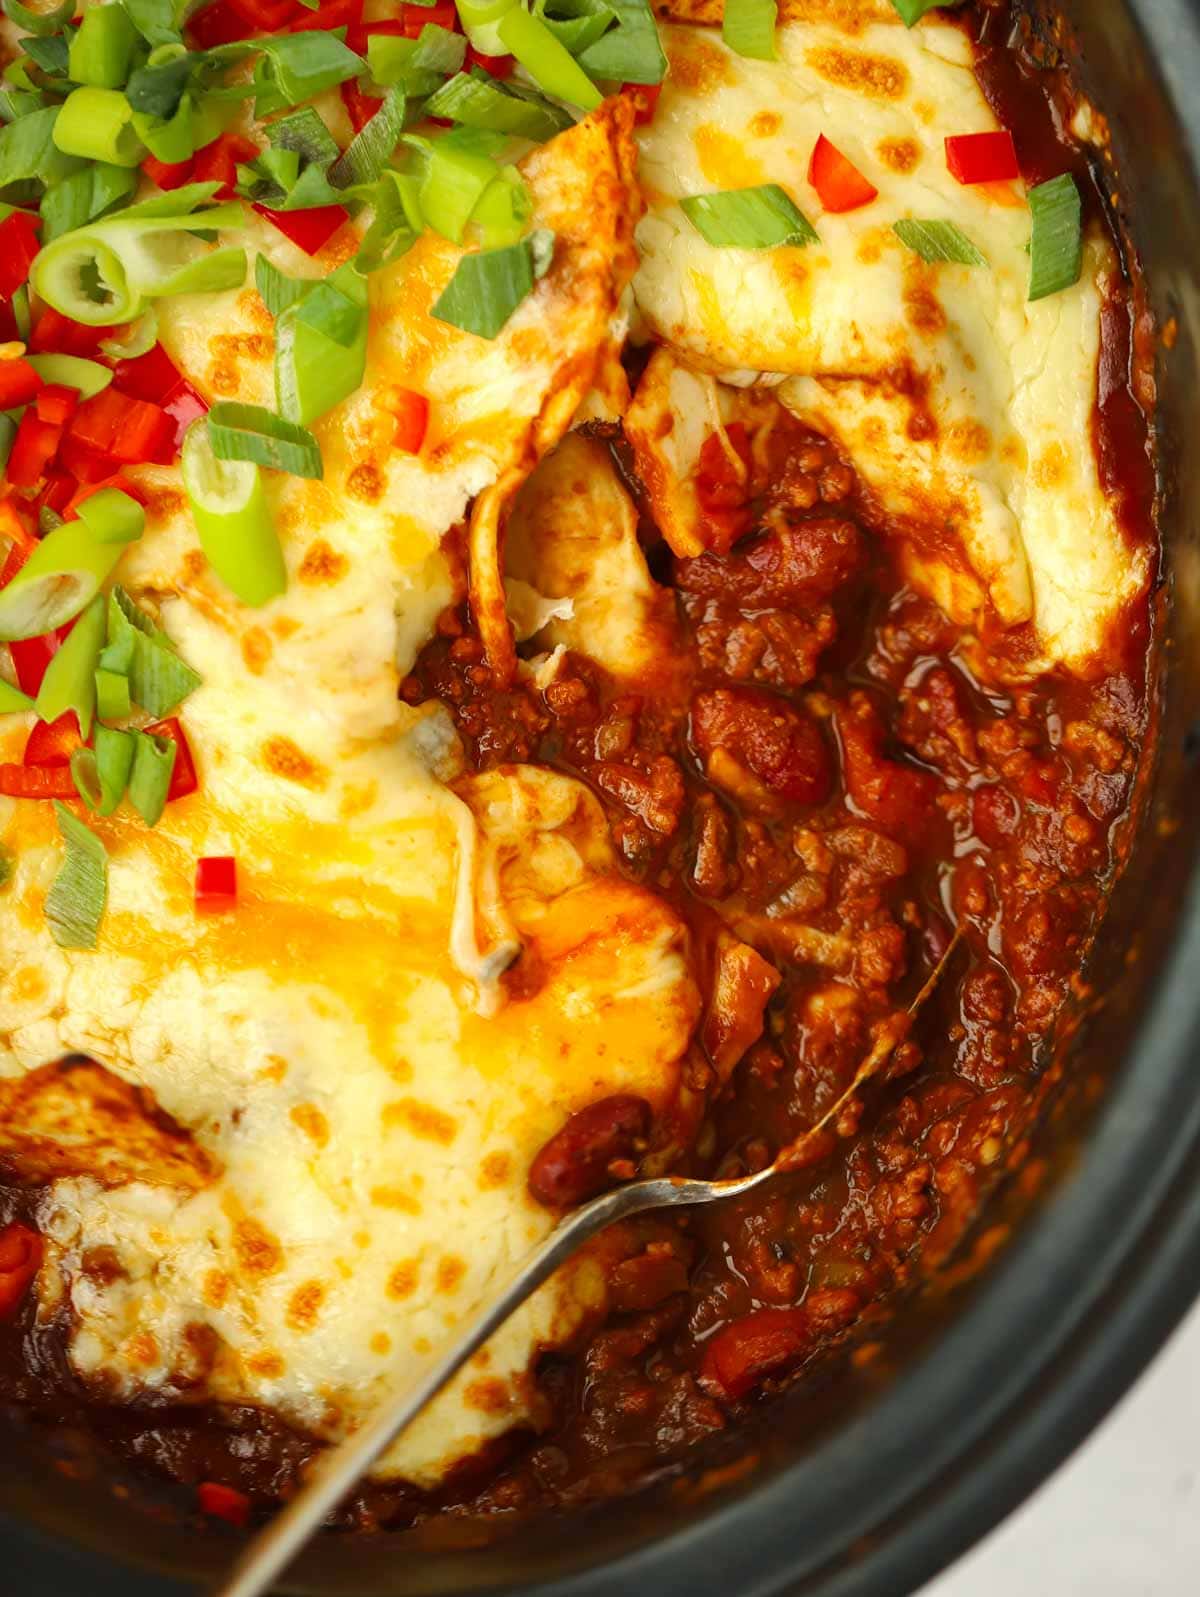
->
[945,129,1020,185]
[836,695,940,840]
[252,203,349,256]
[196,856,238,913]
[198,1481,251,1526]
[0,356,43,410]
[24,711,84,768]
[696,423,752,512]
[692,685,832,806]
[0,1222,42,1319]
[808,133,878,214]
[7,411,62,488]
[0,212,41,303]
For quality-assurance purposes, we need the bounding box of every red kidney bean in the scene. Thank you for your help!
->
[528,1095,653,1208]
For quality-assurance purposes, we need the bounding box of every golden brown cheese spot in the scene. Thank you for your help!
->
[9,965,45,1002]
[388,1259,420,1299]
[465,1377,512,1415]
[694,124,764,190]
[1033,441,1069,488]
[806,45,908,99]
[232,1217,283,1278]
[878,135,920,173]
[856,232,885,266]
[383,1097,457,1146]
[298,539,349,585]
[208,364,240,397]
[370,1184,421,1214]
[339,780,379,819]
[179,1323,219,1383]
[144,485,187,521]
[913,99,936,125]
[289,1102,330,1148]
[272,615,300,640]
[345,462,383,503]
[259,1055,288,1083]
[370,1332,391,1355]
[241,626,272,675]
[125,1332,159,1369]
[181,549,207,584]
[260,734,328,790]
[246,1350,286,1378]
[478,1151,511,1190]
[436,1255,466,1295]
[666,32,734,92]
[748,110,782,138]
[238,288,274,333]
[286,1280,327,1332]
[203,1269,230,1308]
[903,272,947,337]
[947,419,993,464]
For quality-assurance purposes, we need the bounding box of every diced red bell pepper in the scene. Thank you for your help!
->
[24,712,84,768]
[0,762,77,798]
[228,0,298,29]
[0,1222,42,1320]
[808,134,878,214]
[7,411,62,488]
[623,80,662,125]
[29,308,120,358]
[9,633,62,698]
[58,434,119,485]
[36,469,76,518]
[112,343,186,406]
[68,387,175,467]
[284,0,359,30]
[945,129,1019,185]
[195,855,238,913]
[345,13,406,51]
[402,0,456,34]
[35,383,79,427]
[193,133,260,201]
[0,212,41,303]
[389,389,428,454]
[0,357,44,410]
[252,203,348,256]
[145,717,199,801]
[0,500,35,578]
[466,46,514,78]
[341,77,383,133]
[142,152,197,192]
[187,0,251,47]
[198,1481,251,1526]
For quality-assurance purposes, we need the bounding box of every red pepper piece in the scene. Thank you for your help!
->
[284,0,359,30]
[252,203,348,256]
[35,383,80,426]
[389,389,429,454]
[195,855,237,913]
[29,308,120,358]
[7,411,62,488]
[228,0,299,28]
[68,387,174,466]
[345,13,405,50]
[623,80,661,125]
[58,434,119,485]
[145,717,199,800]
[0,212,42,303]
[64,471,146,519]
[192,132,260,200]
[0,1222,42,1319]
[466,46,514,77]
[0,500,35,580]
[0,762,77,798]
[187,0,251,46]
[340,77,383,133]
[945,129,1019,185]
[36,469,76,517]
[9,634,62,698]
[0,357,44,410]
[142,152,197,192]
[112,343,186,405]
[808,134,878,214]
[24,712,84,768]
[198,1481,250,1526]
[402,0,456,34]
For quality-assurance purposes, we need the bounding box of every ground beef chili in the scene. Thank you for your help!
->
[0,0,1158,1539]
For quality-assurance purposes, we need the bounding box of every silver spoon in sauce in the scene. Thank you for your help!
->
[212,932,960,1597]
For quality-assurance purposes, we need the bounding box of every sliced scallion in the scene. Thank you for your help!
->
[26,353,114,397]
[888,0,967,24]
[1,0,75,36]
[122,0,187,48]
[893,217,987,266]
[722,0,776,60]
[681,184,819,249]
[498,6,602,110]
[470,166,531,246]
[35,593,107,739]
[182,420,287,607]
[431,229,551,339]
[71,724,134,815]
[76,487,146,545]
[128,727,176,826]
[103,586,201,718]
[99,308,159,359]
[53,87,146,167]
[424,71,562,140]
[124,49,194,119]
[417,128,505,244]
[0,519,127,641]
[256,31,364,111]
[207,402,323,480]
[94,666,131,721]
[39,161,138,244]
[1027,172,1082,302]
[0,677,34,713]
[68,4,140,90]
[46,801,108,950]
[255,254,311,317]
[330,86,405,189]
[0,106,86,189]
[577,0,665,83]
[456,0,519,55]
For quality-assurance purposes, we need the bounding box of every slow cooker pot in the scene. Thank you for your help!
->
[5,0,1200,1591]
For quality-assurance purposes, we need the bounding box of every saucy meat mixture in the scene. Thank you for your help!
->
[0,0,1158,1539]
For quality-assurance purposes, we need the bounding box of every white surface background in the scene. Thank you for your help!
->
[919,1297,1200,1596]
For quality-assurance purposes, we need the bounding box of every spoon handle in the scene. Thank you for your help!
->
[211,1174,740,1597]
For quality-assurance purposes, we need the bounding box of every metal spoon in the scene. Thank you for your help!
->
[212,936,960,1597]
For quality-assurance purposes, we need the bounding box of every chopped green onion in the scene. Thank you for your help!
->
[125,49,194,118]
[456,0,519,55]
[26,354,114,398]
[255,31,364,111]
[536,0,614,59]
[888,0,967,24]
[0,677,34,713]
[39,162,138,244]
[330,86,405,189]
[99,307,159,359]
[424,71,561,140]
[31,201,246,325]
[68,5,140,91]
[131,95,197,164]
[722,0,776,60]
[102,586,201,718]
[470,165,531,246]
[417,127,505,244]
[354,173,419,273]
[367,25,465,90]
[0,519,127,642]
[0,416,15,478]
[1,0,75,37]
[254,254,311,317]
[23,34,71,77]
[497,6,602,110]
[10,285,30,340]
[46,801,108,950]
[265,105,340,168]
[577,0,665,83]
[680,185,819,249]
[35,593,107,739]
[182,420,287,606]
[121,0,188,48]
[432,229,551,339]
[275,295,366,424]
[1027,172,1082,302]
[128,727,176,826]
[76,487,146,546]
[893,217,987,265]
[94,666,131,721]
[207,402,323,480]
[71,724,134,815]
[53,87,146,167]
[0,89,47,126]
[0,106,85,189]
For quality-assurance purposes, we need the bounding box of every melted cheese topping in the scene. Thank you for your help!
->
[0,104,680,1485]
[633,19,1150,674]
